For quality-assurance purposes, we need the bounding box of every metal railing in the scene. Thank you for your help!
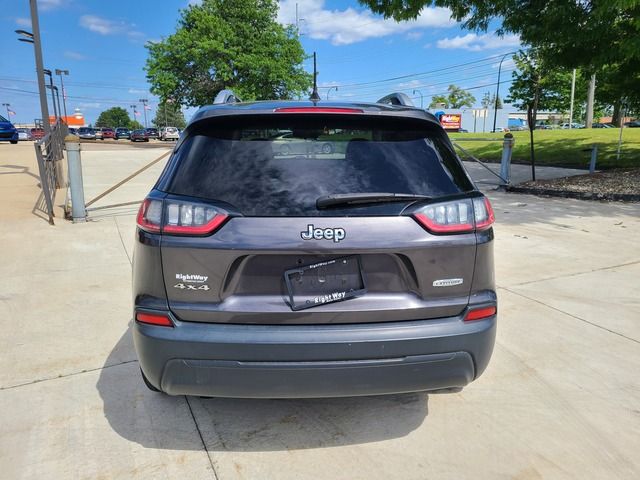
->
[34,120,68,224]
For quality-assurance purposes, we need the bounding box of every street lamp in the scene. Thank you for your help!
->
[15,1,50,134]
[2,103,11,120]
[326,86,338,100]
[413,89,424,109]
[43,69,59,121]
[55,69,69,122]
[139,98,149,128]
[130,104,138,125]
[492,52,513,133]
[163,98,174,127]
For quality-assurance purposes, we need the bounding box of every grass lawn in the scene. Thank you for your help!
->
[448,128,640,170]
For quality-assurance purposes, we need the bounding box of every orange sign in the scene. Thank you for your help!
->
[440,113,461,130]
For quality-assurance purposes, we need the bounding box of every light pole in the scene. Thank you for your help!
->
[15,1,50,134]
[413,89,424,109]
[139,98,149,128]
[130,104,137,126]
[55,69,69,122]
[326,86,338,100]
[2,103,10,120]
[43,69,58,121]
[164,98,174,127]
[492,52,512,133]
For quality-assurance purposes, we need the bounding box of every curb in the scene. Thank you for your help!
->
[506,186,640,203]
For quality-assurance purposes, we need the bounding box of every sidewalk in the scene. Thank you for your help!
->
[1,142,639,480]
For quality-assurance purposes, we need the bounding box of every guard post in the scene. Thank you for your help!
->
[500,133,515,185]
[65,134,86,222]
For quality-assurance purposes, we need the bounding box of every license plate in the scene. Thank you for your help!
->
[284,256,366,311]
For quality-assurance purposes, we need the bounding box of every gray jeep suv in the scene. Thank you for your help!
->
[132,94,497,398]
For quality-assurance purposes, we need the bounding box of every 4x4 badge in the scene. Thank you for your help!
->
[301,224,346,243]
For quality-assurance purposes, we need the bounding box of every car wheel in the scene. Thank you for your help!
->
[280,144,291,155]
[140,368,161,393]
[321,142,333,154]
[10,140,18,144]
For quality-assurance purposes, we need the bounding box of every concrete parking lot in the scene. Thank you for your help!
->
[1,141,639,479]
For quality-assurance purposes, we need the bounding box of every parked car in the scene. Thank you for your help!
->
[133,94,497,398]
[101,127,116,139]
[94,128,103,140]
[592,123,613,128]
[271,130,334,155]
[624,121,640,128]
[30,127,45,140]
[560,122,585,129]
[145,127,159,140]
[0,114,19,144]
[159,126,180,141]
[115,127,131,139]
[68,127,78,136]
[130,129,149,142]
[77,127,96,140]
[16,128,32,141]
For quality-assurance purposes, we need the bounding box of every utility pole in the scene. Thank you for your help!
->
[568,69,576,129]
[309,52,321,102]
[585,73,596,129]
[2,103,10,119]
[130,104,137,125]
[139,98,149,128]
[55,69,69,121]
[15,0,50,134]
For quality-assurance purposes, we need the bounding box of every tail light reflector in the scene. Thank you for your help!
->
[274,107,364,113]
[136,198,229,236]
[413,196,494,234]
[136,312,174,327]
[464,306,497,322]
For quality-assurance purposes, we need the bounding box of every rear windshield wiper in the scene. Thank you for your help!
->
[316,192,430,209]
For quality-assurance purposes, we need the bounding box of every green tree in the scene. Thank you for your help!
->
[429,85,475,109]
[145,0,312,106]
[507,49,572,180]
[152,101,187,129]
[481,92,502,109]
[130,120,144,130]
[359,1,640,120]
[95,107,131,128]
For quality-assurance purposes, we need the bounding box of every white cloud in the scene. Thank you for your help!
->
[15,17,31,27]
[278,0,455,45]
[437,32,521,51]
[79,14,143,40]
[128,88,147,94]
[39,0,66,10]
[406,31,423,41]
[64,50,87,61]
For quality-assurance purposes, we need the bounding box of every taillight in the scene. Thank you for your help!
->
[473,196,495,230]
[413,196,494,234]
[464,306,497,322]
[136,198,229,236]
[136,198,162,233]
[136,312,174,327]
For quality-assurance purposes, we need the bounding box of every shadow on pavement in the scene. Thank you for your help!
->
[97,327,429,452]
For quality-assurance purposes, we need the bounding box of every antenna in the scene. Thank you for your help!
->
[309,52,321,102]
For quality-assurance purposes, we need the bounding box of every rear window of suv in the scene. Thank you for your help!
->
[164,115,473,216]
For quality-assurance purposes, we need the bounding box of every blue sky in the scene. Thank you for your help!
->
[0,0,521,125]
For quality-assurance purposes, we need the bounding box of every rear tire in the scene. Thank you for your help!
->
[140,368,161,392]
[10,140,18,144]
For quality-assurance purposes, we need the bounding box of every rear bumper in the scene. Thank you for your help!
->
[133,312,496,398]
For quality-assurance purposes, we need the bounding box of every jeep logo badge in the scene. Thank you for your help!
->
[301,224,346,243]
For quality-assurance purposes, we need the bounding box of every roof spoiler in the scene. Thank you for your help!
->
[376,92,414,107]
[214,89,242,104]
